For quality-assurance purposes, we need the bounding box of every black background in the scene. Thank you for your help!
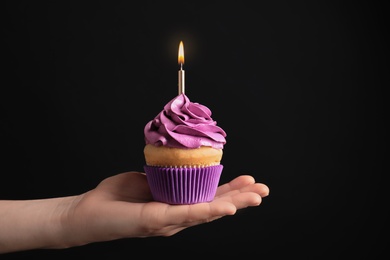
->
[1,1,386,259]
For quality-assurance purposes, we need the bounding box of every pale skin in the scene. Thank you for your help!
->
[0,171,269,254]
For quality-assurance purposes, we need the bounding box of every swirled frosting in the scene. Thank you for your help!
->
[144,94,227,149]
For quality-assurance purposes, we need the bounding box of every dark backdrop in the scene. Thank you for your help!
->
[1,1,386,259]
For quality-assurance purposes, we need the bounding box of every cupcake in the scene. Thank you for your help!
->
[143,93,227,204]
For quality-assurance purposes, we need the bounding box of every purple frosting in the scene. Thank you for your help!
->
[144,94,227,149]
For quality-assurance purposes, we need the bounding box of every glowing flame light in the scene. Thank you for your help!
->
[178,41,184,66]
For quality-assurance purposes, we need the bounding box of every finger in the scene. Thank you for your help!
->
[230,192,262,208]
[238,183,270,197]
[97,172,153,201]
[215,175,256,196]
[165,191,261,229]
[186,200,237,219]
[216,180,269,199]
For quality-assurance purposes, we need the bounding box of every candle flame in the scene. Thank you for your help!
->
[178,41,184,65]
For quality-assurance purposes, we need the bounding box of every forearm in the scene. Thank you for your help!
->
[0,196,79,253]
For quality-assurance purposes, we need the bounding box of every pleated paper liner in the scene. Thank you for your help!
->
[144,165,223,205]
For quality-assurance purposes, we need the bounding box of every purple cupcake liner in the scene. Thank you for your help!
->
[144,165,223,205]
